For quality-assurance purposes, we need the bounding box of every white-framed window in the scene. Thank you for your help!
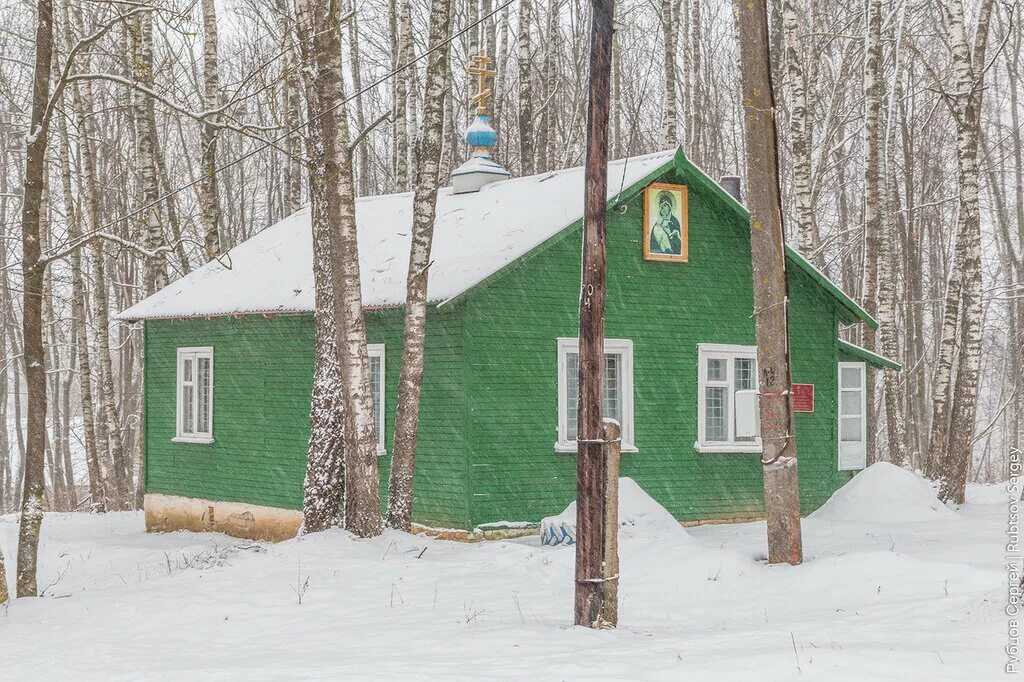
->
[556,338,636,453]
[175,346,214,444]
[368,344,386,454]
[838,361,867,470]
[696,344,761,453]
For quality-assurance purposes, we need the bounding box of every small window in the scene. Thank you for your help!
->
[556,338,635,453]
[838,362,867,470]
[175,347,213,443]
[368,344,386,454]
[696,344,761,453]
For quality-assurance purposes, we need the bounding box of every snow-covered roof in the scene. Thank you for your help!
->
[118,150,675,321]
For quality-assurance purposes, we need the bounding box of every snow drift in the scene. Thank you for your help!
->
[540,477,692,545]
[810,462,958,523]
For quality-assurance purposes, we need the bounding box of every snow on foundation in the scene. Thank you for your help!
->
[540,477,694,545]
[810,462,959,523]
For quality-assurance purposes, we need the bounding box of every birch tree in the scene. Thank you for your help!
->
[15,0,55,598]
[303,0,381,537]
[199,0,223,260]
[294,0,348,532]
[781,0,814,256]
[387,0,455,531]
[939,0,997,503]
[660,0,678,147]
[517,0,533,174]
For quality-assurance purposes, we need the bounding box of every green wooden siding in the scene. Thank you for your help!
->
[463,164,853,526]
[144,305,471,529]
[144,164,860,530]
[145,314,315,511]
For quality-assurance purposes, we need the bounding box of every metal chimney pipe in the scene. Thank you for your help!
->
[720,175,742,204]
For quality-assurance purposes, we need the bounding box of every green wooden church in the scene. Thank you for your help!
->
[119,140,898,542]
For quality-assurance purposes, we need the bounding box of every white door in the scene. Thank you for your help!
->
[838,362,867,471]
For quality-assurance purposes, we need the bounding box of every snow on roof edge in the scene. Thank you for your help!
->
[117,150,677,322]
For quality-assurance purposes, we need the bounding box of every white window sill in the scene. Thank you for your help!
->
[694,441,762,454]
[172,436,215,445]
[554,442,638,454]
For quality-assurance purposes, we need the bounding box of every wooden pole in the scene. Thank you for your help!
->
[576,0,618,628]
[600,420,621,624]
[733,0,803,565]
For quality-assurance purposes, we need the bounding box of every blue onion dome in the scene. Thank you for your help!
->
[465,114,497,149]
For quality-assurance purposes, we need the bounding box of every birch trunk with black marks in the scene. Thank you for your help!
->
[393,0,413,191]
[860,0,883,465]
[199,0,223,260]
[16,0,54,598]
[940,0,996,504]
[660,0,678,147]
[387,0,455,531]
[58,111,106,510]
[861,0,882,345]
[517,0,533,174]
[302,182,347,532]
[309,0,381,537]
[781,0,815,257]
[128,10,169,296]
[79,53,130,507]
[733,0,802,566]
[346,0,370,195]
[878,137,907,467]
[295,0,347,533]
[688,0,702,160]
[876,11,909,466]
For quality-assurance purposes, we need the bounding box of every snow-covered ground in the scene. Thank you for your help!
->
[0,465,1013,681]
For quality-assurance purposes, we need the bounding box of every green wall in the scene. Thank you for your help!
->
[463,163,853,526]
[145,305,471,529]
[144,164,857,531]
[145,314,315,511]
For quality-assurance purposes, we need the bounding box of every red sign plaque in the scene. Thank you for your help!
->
[792,383,815,412]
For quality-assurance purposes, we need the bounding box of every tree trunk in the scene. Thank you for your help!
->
[199,0,223,260]
[305,0,382,537]
[346,0,370,195]
[16,0,54,598]
[294,0,348,533]
[939,0,996,503]
[660,0,678,147]
[387,0,455,531]
[517,0,533,174]
[688,0,703,160]
[302,181,347,532]
[733,0,802,566]
[57,110,106,510]
[781,0,815,256]
[860,0,884,467]
[0,543,7,603]
[393,0,413,191]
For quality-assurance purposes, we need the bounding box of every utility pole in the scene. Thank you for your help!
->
[576,0,619,628]
[733,0,803,565]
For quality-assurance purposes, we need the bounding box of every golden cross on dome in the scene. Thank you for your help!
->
[468,50,496,115]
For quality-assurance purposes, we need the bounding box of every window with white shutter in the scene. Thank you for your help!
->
[696,344,761,453]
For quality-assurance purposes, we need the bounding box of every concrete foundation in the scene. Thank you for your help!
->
[144,493,303,542]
